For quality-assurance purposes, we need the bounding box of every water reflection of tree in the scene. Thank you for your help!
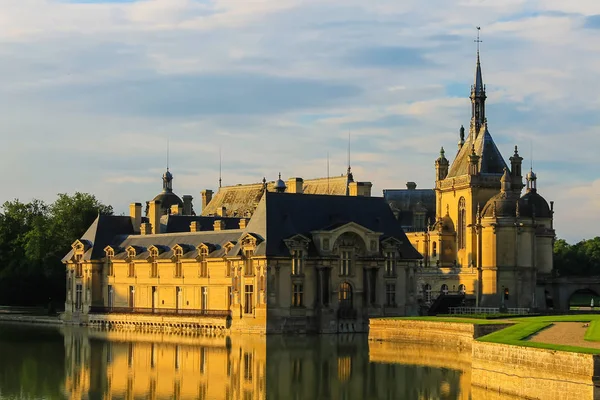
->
[0,325,66,399]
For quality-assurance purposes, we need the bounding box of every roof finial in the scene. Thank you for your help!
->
[166,138,170,171]
[475,26,482,55]
[219,146,222,188]
[347,131,354,182]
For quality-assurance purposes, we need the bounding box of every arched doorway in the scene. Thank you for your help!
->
[568,288,600,310]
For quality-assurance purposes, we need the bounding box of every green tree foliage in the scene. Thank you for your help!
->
[554,237,600,276]
[0,193,113,307]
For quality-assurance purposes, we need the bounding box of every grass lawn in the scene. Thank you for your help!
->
[392,314,600,354]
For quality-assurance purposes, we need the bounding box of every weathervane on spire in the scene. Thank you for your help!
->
[475,26,482,54]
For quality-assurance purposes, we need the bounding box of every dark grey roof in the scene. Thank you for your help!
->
[383,188,436,229]
[163,215,243,233]
[61,215,134,262]
[245,191,421,260]
[447,127,508,178]
[151,191,183,213]
[520,190,551,219]
[110,230,242,260]
[482,191,523,218]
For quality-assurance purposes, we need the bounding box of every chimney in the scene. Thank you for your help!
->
[170,204,181,215]
[349,182,373,197]
[140,222,153,235]
[213,219,225,231]
[406,182,417,190]
[182,195,193,215]
[217,206,227,217]
[287,177,304,194]
[149,200,161,234]
[129,202,142,233]
[239,219,248,229]
[190,221,201,232]
[201,190,213,211]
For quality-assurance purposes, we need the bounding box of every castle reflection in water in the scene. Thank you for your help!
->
[62,328,467,400]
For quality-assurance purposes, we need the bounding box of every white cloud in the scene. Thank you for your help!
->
[0,0,597,242]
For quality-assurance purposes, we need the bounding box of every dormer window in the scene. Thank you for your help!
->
[292,250,303,276]
[244,249,254,276]
[128,261,135,278]
[75,254,83,278]
[106,252,114,277]
[174,247,183,278]
[199,247,209,278]
[413,212,426,231]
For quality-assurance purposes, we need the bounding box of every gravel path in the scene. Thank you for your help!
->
[528,322,600,349]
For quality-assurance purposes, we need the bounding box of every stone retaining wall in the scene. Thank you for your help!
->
[368,319,510,348]
[471,341,600,400]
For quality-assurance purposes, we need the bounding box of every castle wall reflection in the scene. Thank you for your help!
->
[0,323,529,400]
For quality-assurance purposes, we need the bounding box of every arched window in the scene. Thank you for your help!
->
[458,284,466,295]
[441,284,449,295]
[338,283,353,309]
[424,284,432,303]
[458,197,467,250]
[432,242,437,257]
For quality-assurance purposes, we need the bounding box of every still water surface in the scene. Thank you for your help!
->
[0,323,483,399]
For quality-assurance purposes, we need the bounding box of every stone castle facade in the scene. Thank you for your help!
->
[62,47,555,332]
[384,51,554,310]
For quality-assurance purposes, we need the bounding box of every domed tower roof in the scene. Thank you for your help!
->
[274,173,287,193]
[151,168,183,215]
[520,168,551,218]
[433,213,455,233]
[481,168,524,218]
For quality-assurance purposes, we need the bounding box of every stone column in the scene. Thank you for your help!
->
[365,268,371,308]
[317,268,323,307]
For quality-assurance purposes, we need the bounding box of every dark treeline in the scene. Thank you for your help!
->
[554,237,600,277]
[0,193,112,307]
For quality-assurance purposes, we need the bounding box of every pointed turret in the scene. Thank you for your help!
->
[458,125,465,150]
[470,27,487,137]
[435,147,449,181]
[162,168,173,193]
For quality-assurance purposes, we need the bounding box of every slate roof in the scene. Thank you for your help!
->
[201,175,351,217]
[64,191,421,263]
[447,126,508,178]
[61,215,134,262]
[383,188,436,229]
[244,191,422,259]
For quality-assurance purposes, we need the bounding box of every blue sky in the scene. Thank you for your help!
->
[0,0,599,243]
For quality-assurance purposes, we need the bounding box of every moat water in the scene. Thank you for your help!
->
[0,323,538,399]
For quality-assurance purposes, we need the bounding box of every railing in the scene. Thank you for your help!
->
[89,306,231,318]
[448,307,530,315]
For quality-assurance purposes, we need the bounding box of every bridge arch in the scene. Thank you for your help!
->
[568,288,600,310]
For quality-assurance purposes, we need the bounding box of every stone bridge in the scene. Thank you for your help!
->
[540,276,600,311]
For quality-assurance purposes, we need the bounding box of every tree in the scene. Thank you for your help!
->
[0,193,113,306]
[554,237,600,277]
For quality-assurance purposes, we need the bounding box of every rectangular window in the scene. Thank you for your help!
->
[225,261,231,277]
[151,261,158,278]
[292,250,303,275]
[75,284,83,311]
[107,285,113,309]
[243,352,253,382]
[107,258,114,276]
[385,252,396,276]
[244,285,254,314]
[414,213,425,231]
[175,261,182,278]
[128,286,135,308]
[244,250,254,276]
[128,262,135,278]
[386,284,396,307]
[201,287,208,311]
[292,283,304,307]
[199,260,208,278]
[227,286,233,309]
[340,251,351,276]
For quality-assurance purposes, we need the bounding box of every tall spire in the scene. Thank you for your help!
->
[162,139,173,193]
[470,26,487,137]
[219,146,222,188]
[347,131,354,182]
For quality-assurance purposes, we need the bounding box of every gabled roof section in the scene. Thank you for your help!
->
[62,215,134,263]
[446,126,508,178]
